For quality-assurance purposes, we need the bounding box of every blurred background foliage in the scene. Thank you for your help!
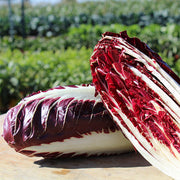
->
[0,0,180,113]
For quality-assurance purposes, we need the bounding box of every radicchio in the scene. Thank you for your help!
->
[3,84,133,158]
[90,31,180,179]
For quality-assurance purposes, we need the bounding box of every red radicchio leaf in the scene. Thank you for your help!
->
[90,31,180,179]
[3,84,133,158]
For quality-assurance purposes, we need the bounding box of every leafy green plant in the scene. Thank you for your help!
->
[1,24,179,54]
[0,0,180,37]
[0,48,92,113]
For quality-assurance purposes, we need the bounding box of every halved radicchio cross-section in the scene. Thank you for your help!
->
[3,84,133,158]
[90,31,180,179]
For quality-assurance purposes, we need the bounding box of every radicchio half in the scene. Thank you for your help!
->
[90,31,180,179]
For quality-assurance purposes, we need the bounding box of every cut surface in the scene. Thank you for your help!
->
[90,31,180,179]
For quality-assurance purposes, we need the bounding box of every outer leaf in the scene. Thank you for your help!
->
[90,31,180,179]
[3,84,133,158]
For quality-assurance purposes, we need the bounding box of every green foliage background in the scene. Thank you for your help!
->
[0,0,180,113]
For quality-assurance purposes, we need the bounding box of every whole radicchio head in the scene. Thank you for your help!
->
[90,31,180,179]
[3,84,133,158]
